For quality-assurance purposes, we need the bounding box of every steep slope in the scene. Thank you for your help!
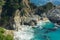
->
[0,0,54,30]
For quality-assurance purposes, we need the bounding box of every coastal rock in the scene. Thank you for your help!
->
[47,6,60,25]
[21,15,40,26]
[29,20,37,26]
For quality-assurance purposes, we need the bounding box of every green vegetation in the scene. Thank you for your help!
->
[0,27,5,33]
[29,3,37,9]
[0,0,5,6]
[20,10,27,16]
[39,2,55,13]
[44,2,55,12]
[0,34,13,40]
[5,35,13,40]
[5,0,23,9]
[1,14,10,26]
[0,1,55,40]
[0,27,13,40]
[0,0,55,27]
[0,0,24,26]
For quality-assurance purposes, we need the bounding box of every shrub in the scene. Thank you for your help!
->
[5,35,13,40]
[0,33,5,40]
[0,27,5,34]
[0,27,13,40]
[0,0,5,6]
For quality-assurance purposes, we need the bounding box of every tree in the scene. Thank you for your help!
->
[29,3,37,9]
[0,0,5,18]
[0,0,23,26]
[45,2,55,12]
[0,0,5,6]
[46,2,53,8]
[39,2,55,13]
[5,0,23,9]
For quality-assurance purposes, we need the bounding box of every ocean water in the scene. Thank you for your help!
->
[14,21,60,40]
[30,0,60,6]
[28,0,60,40]
[31,22,60,40]
[47,28,60,40]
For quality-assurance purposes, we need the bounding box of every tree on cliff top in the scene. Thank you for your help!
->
[39,2,55,13]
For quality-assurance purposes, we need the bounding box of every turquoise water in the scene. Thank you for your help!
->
[31,22,60,40]
[29,0,60,40]
[47,28,60,40]
[14,21,60,40]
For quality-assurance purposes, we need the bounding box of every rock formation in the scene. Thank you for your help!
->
[46,6,60,25]
[0,0,55,30]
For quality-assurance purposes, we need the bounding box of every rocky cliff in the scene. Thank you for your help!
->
[0,0,55,30]
[47,6,60,25]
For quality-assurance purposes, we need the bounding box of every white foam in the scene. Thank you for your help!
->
[14,25,34,40]
[14,21,50,40]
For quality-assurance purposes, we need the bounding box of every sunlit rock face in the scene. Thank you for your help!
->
[13,9,21,30]
[47,6,60,25]
[22,0,30,8]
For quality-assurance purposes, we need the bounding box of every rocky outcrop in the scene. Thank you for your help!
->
[22,0,30,8]
[46,6,60,25]
[13,9,21,30]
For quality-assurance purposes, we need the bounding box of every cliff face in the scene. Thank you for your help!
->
[12,0,44,30]
[0,0,50,30]
[13,10,21,30]
[13,0,38,30]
